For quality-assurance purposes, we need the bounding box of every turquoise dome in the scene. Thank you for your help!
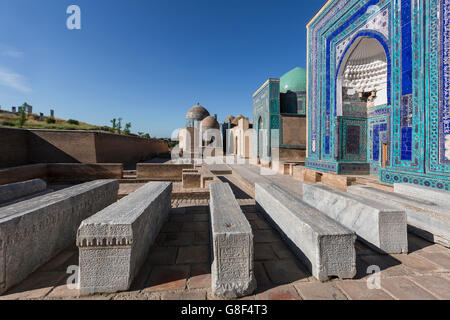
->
[280,67,307,93]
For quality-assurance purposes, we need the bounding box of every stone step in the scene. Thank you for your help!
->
[352,177,394,192]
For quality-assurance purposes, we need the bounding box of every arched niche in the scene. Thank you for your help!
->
[336,34,390,117]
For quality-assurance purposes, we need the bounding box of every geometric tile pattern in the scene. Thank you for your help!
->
[306,0,449,188]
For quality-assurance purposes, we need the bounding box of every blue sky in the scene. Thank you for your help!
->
[0,0,324,138]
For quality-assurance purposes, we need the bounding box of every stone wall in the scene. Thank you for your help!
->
[0,163,123,185]
[0,128,169,168]
[28,130,97,164]
[281,116,306,146]
[137,164,194,181]
[0,164,48,185]
[0,128,29,168]
[94,132,168,164]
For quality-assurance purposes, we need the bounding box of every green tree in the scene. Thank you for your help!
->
[124,122,131,135]
[137,131,144,137]
[17,103,28,127]
[46,117,56,124]
[117,117,123,134]
[143,133,150,139]
[110,118,117,133]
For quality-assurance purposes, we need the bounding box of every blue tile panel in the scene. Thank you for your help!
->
[401,0,413,95]
[401,126,413,161]
[346,125,361,155]
[373,125,380,161]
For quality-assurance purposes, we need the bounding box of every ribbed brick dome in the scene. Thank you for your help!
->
[186,103,210,121]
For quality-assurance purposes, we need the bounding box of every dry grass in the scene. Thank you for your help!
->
[0,113,103,131]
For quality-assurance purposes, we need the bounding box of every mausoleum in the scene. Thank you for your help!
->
[178,103,223,160]
[252,67,307,168]
[306,0,450,190]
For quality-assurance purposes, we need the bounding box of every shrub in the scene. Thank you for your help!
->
[1,121,15,126]
[67,119,79,125]
[46,117,56,124]
[17,105,27,127]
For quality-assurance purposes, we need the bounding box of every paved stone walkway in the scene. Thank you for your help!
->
[1,164,449,300]
[229,164,303,198]
[1,174,449,300]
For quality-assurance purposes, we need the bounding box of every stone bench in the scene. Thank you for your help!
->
[348,185,450,248]
[0,178,47,205]
[209,182,256,298]
[0,179,118,295]
[394,183,450,206]
[77,182,172,295]
[255,182,356,281]
[303,183,408,254]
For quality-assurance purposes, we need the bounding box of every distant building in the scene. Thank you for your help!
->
[222,115,253,159]
[252,67,307,168]
[178,103,223,161]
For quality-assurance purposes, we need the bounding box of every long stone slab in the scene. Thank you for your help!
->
[0,179,118,295]
[303,183,408,254]
[348,185,450,248]
[0,179,47,205]
[209,182,256,298]
[394,183,450,206]
[255,182,356,281]
[77,181,172,295]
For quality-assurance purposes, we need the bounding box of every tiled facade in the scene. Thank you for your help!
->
[252,77,307,164]
[306,0,450,189]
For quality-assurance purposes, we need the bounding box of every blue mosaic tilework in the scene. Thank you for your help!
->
[381,169,450,190]
[347,126,361,155]
[373,125,380,161]
[426,0,450,172]
[306,0,449,189]
[401,0,413,95]
[340,118,367,162]
[401,127,412,160]
[306,159,338,173]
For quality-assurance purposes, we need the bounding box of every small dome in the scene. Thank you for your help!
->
[186,103,210,121]
[201,116,220,129]
[224,115,235,123]
[280,67,307,93]
[231,114,244,125]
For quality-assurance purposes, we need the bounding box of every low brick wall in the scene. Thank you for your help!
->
[137,164,194,181]
[0,163,123,185]
[47,163,123,183]
[0,127,169,168]
[0,164,48,185]
[0,128,29,168]
[320,173,356,191]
